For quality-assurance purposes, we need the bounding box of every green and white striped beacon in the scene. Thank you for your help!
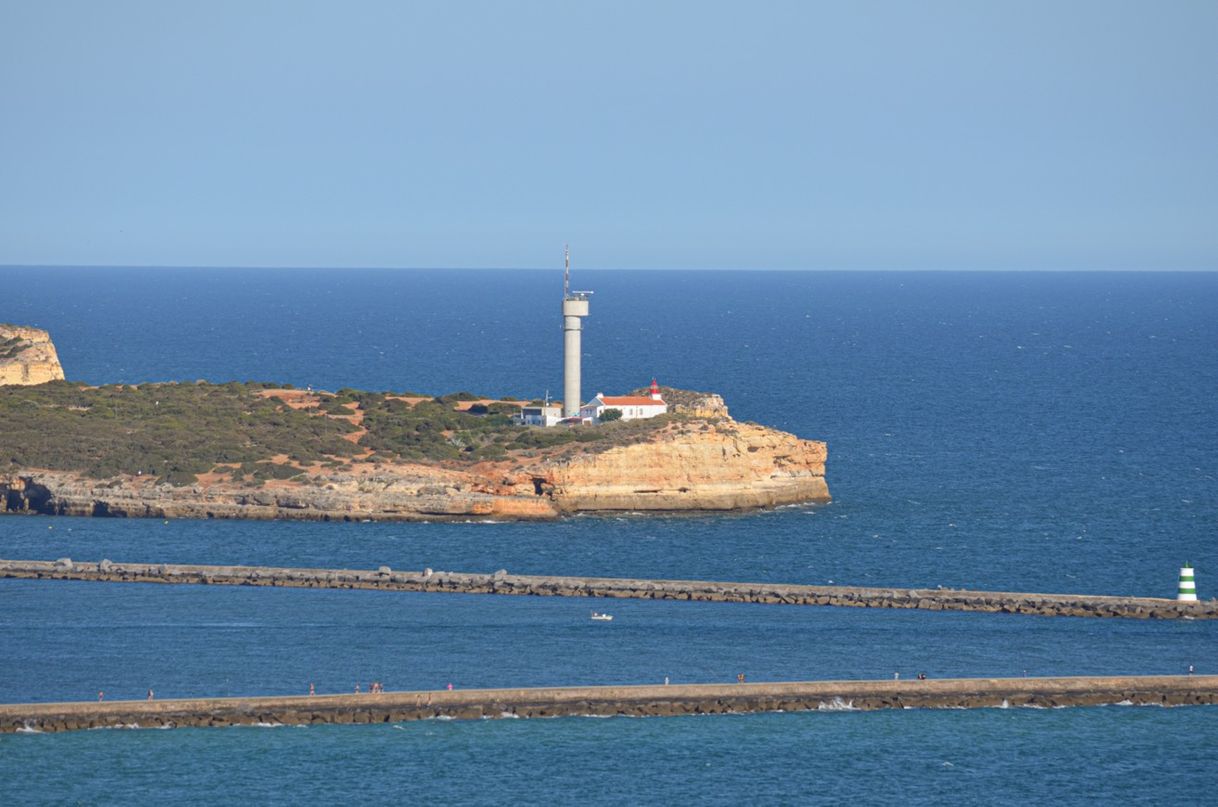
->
[1177,563,1197,602]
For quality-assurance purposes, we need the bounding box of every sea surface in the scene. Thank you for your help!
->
[2,267,1217,804]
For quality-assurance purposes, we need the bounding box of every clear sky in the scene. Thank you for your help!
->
[1,1,1215,270]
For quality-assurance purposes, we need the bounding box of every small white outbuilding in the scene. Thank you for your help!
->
[515,403,564,427]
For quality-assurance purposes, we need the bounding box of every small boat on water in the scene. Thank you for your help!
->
[590,611,613,621]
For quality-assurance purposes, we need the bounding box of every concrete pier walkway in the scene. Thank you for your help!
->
[3,676,1215,733]
[2,558,1214,620]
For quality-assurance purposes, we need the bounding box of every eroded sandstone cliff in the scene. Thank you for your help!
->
[0,467,556,521]
[534,420,829,512]
[0,324,65,386]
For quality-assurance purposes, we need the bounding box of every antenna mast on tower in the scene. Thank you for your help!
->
[560,244,591,417]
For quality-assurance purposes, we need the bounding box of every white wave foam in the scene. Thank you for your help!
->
[15,724,42,734]
[816,697,856,711]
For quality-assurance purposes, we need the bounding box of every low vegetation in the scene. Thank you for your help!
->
[0,380,684,485]
[0,381,360,484]
[0,335,29,361]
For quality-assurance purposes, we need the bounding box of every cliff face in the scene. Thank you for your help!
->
[0,325,65,386]
[0,468,557,522]
[1,419,828,521]
[532,421,829,512]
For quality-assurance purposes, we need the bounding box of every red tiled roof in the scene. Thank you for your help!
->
[595,395,664,406]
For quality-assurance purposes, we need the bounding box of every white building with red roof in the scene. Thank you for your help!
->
[579,379,668,422]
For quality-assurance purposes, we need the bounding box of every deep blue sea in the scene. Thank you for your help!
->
[2,268,1216,804]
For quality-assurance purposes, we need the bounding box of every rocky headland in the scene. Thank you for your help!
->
[0,331,829,522]
[0,324,65,386]
[0,411,828,521]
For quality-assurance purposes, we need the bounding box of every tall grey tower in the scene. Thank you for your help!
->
[561,244,591,417]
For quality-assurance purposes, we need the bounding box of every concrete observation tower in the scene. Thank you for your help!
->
[562,244,592,417]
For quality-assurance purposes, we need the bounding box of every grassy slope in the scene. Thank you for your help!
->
[0,381,679,486]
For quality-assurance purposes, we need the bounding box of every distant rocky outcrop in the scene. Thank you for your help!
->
[0,324,65,386]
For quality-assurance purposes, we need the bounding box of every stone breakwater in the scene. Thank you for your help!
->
[3,676,1215,733]
[3,559,1214,620]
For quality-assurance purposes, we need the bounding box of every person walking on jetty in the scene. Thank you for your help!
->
[147,689,154,701]
[309,682,315,696]
[354,683,361,695]
[97,690,104,702]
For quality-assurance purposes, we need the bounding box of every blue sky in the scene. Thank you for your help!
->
[1,1,1215,270]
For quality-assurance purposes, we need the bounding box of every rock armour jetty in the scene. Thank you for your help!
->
[3,559,1213,620]
[3,676,1215,733]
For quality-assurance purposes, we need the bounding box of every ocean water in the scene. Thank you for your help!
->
[2,267,1217,803]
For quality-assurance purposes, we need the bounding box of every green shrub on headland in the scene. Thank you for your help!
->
[0,336,28,361]
[0,381,360,484]
[0,381,680,485]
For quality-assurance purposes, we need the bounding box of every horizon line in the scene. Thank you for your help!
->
[2,264,1216,274]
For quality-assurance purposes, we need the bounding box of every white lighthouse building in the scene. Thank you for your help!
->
[562,245,592,417]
